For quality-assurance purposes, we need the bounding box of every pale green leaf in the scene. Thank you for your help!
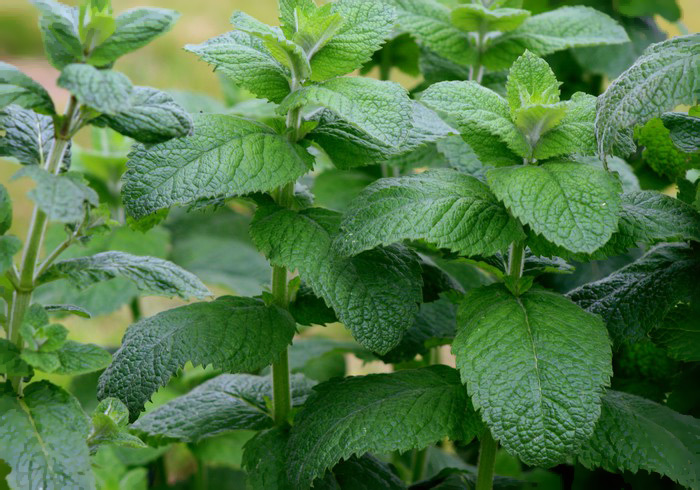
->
[0,236,21,276]
[596,34,700,158]
[291,5,343,60]
[31,0,83,69]
[89,398,147,453]
[287,365,481,487]
[0,105,68,166]
[483,6,629,71]
[0,183,11,234]
[487,162,623,254]
[505,50,560,114]
[533,92,597,160]
[513,103,567,140]
[98,296,296,418]
[22,340,112,375]
[0,381,94,490]
[122,114,313,219]
[452,4,530,34]
[454,285,612,467]
[57,64,133,115]
[577,390,700,488]
[278,0,316,38]
[250,205,422,354]
[38,251,210,299]
[185,31,291,103]
[0,339,33,377]
[568,243,700,344]
[662,112,700,153]
[0,62,54,114]
[335,169,524,257]
[651,304,700,362]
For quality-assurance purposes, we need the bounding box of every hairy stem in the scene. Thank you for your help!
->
[475,430,498,490]
[507,241,525,279]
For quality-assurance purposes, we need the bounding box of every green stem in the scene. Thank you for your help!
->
[379,41,392,82]
[507,241,525,279]
[411,446,428,483]
[129,297,142,322]
[475,430,498,490]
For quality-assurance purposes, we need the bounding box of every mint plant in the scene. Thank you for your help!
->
[0,1,208,488]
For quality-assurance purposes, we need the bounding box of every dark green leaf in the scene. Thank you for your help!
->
[243,427,293,490]
[662,112,700,153]
[0,105,69,166]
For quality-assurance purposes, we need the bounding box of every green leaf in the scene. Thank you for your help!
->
[533,92,597,160]
[0,183,11,234]
[98,296,297,418]
[306,0,395,81]
[38,251,210,299]
[123,114,312,219]
[513,103,567,140]
[250,205,422,354]
[0,105,69,166]
[335,169,524,257]
[636,117,700,180]
[577,390,700,488]
[94,87,193,144]
[568,244,700,344]
[13,167,98,223]
[88,398,147,453]
[0,62,54,114]
[132,374,315,444]
[454,285,612,467]
[44,303,92,318]
[22,340,112,375]
[651,304,700,362]
[312,169,376,211]
[0,339,33,377]
[31,0,83,69]
[287,365,481,487]
[88,8,179,66]
[279,77,412,148]
[289,284,338,326]
[420,81,530,157]
[662,112,700,153]
[57,64,133,115]
[330,454,406,490]
[278,0,316,38]
[0,236,21,276]
[186,31,291,103]
[243,427,293,490]
[483,6,629,71]
[505,50,560,115]
[361,33,420,77]
[0,381,94,490]
[384,0,475,65]
[596,34,700,158]
[452,4,530,34]
[487,162,623,254]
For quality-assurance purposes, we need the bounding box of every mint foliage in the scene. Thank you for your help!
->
[0,106,68,166]
[651,304,700,362]
[454,285,612,467]
[0,236,21,276]
[98,297,297,418]
[0,62,55,114]
[57,64,133,115]
[287,365,481,487]
[31,0,83,69]
[662,112,700,153]
[0,183,11,234]
[452,4,530,33]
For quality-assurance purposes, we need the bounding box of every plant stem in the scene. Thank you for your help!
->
[411,446,428,483]
[475,430,498,490]
[507,241,525,279]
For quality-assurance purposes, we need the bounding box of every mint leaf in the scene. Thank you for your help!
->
[122,114,313,219]
[243,427,296,489]
[44,304,92,318]
[0,339,33,377]
[22,340,112,375]
[308,0,395,81]
[0,105,68,166]
[88,398,147,454]
[651,304,700,362]
[483,6,628,71]
[98,296,296,418]
[287,365,481,487]
[662,112,700,153]
[487,162,623,254]
[454,285,612,467]
[94,87,192,144]
[384,0,475,65]
[279,77,412,148]
[57,64,132,115]
[568,243,700,344]
[420,81,530,157]
[505,50,560,114]
[38,251,210,299]
[0,236,21,276]
[132,374,314,444]
[596,34,700,158]
[577,390,700,488]
[250,205,422,354]
[335,169,524,257]
[0,381,94,490]
[186,31,291,103]
[0,183,11,234]
[330,454,406,489]
[452,4,530,33]
[88,8,179,66]
[0,62,54,114]
[31,0,83,69]
[533,92,597,160]
[13,167,98,223]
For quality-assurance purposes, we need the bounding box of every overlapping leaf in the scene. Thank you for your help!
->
[0,105,69,166]
[0,62,54,114]
[57,64,132,115]
[31,0,83,69]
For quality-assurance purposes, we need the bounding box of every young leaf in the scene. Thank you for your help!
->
[278,77,412,148]
[0,381,94,489]
[487,162,623,254]
[278,0,316,38]
[0,105,69,166]
[94,87,193,144]
[38,251,210,299]
[383,0,475,65]
[420,81,530,157]
[57,64,133,115]
[596,34,700,158]
[31,0,83,69]
[533,92,597,160]
[287,365,481,487]
[483,6,629,70]
[0,62,54,114]
[13,167,98,223]
[88,398,146,453]
[568,243,700,344]
[98,296,297,418]
[505,50,560,115]
[122,114,312,219]
[132,374,315,444]
[22,340,112,375]
[577,390,700,488]
[453,285,612,467]
[0,236,21,276]
[335,169,524,257]
[87,8,179,66]
[651,304,700,362]
[186,31,291,103]
[250,205,422,354]
[452,4,530,33]
[0,339,33,377]
[661,112,700,153]
[44,304,92,318]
